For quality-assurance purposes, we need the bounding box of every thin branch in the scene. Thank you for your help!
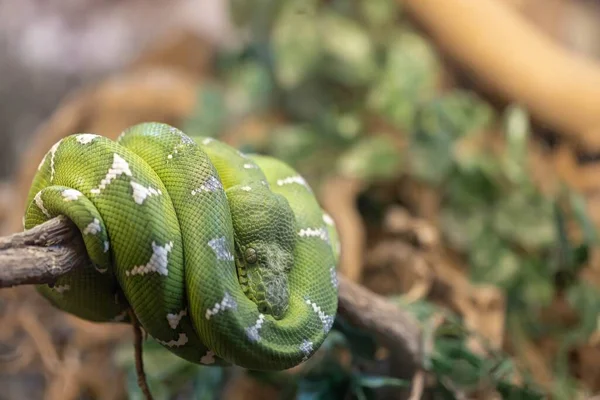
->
[129,309,154,400]
[0,216,422,375]
[337,276,422,369]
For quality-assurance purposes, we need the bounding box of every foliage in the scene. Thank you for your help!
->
[135,0,600,399]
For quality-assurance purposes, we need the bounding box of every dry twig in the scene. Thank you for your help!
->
[129,309,154,400]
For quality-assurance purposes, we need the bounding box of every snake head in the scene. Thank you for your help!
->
[228,183,296,320]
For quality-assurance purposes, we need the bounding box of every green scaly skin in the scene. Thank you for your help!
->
[23,122,340,371]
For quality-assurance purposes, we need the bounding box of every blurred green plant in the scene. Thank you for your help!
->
[164,0,600,398]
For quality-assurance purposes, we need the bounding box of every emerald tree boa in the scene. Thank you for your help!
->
[24,122,340,370]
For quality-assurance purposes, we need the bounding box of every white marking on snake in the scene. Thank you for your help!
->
[167,149,178,160]
[52,284,70,294]
[241,186,252,191]
[112,310,128,322]
[246,314,265,343]
[208,237,234,261]
[49,140,62,182]
[155,333,188,347]
[205,292,237,320]
[95,265,108,274]
[300,340,313,361]
[126,241,173,276]
[22,216,26,229]
[90,153,132,195]
[202,138,214,145]
[166,309,187,329]
[298,227,329,243]
[243,163,257,169]
[330,266,338,289]
[305,299,334,333]
[172,127,195,145]
[191,176,223,195]
[323,213,335,226]
[130,181,162,205]
[276,175,311,190]
[34,192,51,217]
[83,218,101,235]
[62,189,82,202]
[76,134,99,144]
[200,350,216,365]
[37,155,46,171]
[103,241,110,253]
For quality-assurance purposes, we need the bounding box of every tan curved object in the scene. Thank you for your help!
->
[8,67,200,235]
[402,0,600,148]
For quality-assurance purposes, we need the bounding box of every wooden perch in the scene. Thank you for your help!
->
[0,217,422,369]
[402,0,600,149]
[0,217,87,287]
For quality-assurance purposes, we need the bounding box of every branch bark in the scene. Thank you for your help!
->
[0,217,422,368]
[0,216,87,288]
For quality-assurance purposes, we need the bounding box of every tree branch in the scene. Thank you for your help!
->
[402,0,600,150]
[0,217,422,369]
[0,216,87,288]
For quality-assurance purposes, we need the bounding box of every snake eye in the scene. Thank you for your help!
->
[245,248,257,264]
[258,303,269,314]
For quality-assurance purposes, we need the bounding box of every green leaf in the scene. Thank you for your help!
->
[336,135,403,180]
[496,380,546,400]
[359,0,400,28]
[569,190,599,245]
[439,205,488,252]
[229,0,282,39]
[183,83,227,138]
[415,91,495,140]
[280,79,334,123]
[224,60,274,120]
[468,233,522,288]
[318,12,378,86]
[519,266,555,311]
[552,200,575,276]
[367,30,440,131]
[271,0,322,88]
[492,190,555,250]
[407,131,454,184]
[565,282,600,340]
[269,125,321,163]
[502,105,530,184]
[354,375,410,389]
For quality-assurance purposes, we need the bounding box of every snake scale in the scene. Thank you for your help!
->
[23,122,340,371]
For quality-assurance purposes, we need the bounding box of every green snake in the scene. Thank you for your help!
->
[23,122,340,370]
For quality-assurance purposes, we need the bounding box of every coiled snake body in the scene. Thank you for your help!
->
[23,122,339,370]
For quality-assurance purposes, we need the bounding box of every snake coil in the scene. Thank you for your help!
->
[24,122,339,370]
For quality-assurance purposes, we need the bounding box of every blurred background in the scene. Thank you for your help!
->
[2,0,600,399]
